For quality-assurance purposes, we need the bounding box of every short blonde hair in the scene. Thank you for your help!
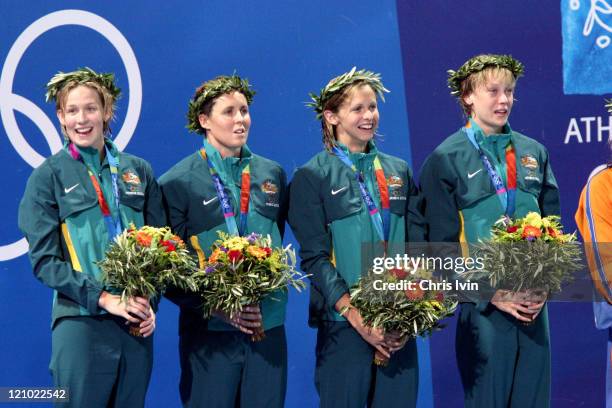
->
[460,67,516,116]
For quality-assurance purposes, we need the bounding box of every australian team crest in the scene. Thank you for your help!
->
[520,155,539,170]
[520,155,540,182]
[122,170,141,185]
[122,169,144,195]
[386,175,406,200]
[261,180,279,207]
[261,180,278,195]
[387,175,403,189]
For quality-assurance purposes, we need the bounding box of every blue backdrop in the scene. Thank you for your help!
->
[0,1,608,407]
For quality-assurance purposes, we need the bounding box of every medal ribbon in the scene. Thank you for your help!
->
[331,146,390,249]
[464,122,516,216]
[68,143,123,240]
[199,147,250,236]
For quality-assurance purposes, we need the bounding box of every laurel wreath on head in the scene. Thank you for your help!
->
[186,74,255,134]
[447,55,524,97]
[307,67,390,120]
[45,67,121,103]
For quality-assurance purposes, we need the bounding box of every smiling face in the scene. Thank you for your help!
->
[463,69,515,135]
[57,85,110,152]
[323,84,379,153]
[198,91,251,158]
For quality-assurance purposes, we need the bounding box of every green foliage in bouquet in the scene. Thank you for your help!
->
[192,231,307,319]
[467,212,583,293]
[99,225,198,301]
[346,267,457,340]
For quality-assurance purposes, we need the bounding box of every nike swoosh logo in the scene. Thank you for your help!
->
[331,187,347,195]
[467,169,483,179]
[203,196,218,206]
[64,184,79,194]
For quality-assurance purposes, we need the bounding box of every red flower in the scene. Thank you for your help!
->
[389,268,407,279]
[161,240,176,252]
[522,225,542,240]
[263,247,272,257]
[507,225,518,233]
[547,227,558,238]
[435,292,445,302]
[228,249,243,263]
[405,284,424,301]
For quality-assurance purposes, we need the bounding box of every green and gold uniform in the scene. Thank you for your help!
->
[289,142,426,408]
[419,120,560,408]
[18,139,165,408]
[159,140,288,408]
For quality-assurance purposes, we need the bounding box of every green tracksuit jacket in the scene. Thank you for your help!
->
[419,120,560,408]
[18,139,165,327]
[159,140,289,332]
[288,142,427,326]
[420,120,559,249]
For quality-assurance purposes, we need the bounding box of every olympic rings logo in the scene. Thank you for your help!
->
[0,9,142,261]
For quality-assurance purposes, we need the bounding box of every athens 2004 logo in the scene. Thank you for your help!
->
[0,9,142,261]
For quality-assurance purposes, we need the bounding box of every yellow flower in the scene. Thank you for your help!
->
[522,212,543,229]
[428,300,442,310]
[224,236,249,251]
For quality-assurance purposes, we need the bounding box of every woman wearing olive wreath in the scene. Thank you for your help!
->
[288,68,427,407]
[159,74,289,408]
[18,68,165,407]
[419,55,560,407]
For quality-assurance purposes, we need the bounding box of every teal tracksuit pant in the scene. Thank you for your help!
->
[315,321,418,408]
[456,303,550,408]
[179,325,287,408]
[50,315,153,408]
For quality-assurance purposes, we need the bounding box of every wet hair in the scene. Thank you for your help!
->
[320,81,373,151]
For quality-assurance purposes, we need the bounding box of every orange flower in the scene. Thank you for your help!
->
[405,284,424,301]
[247,245,268,259]
[209,249,221,263]
[521,225,542,240]
[136,232,152,247]
[547,227,558,238]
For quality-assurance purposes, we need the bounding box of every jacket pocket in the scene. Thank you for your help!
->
[455,174,496,210]
[323,181,362,223]
[120,192,145,212]
[58,188,98,221]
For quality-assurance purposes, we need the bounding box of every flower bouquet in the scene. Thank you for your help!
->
[466,212,583,321]
[193,231,307,341]
[99,225,198,335]
[345,267,457,366]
